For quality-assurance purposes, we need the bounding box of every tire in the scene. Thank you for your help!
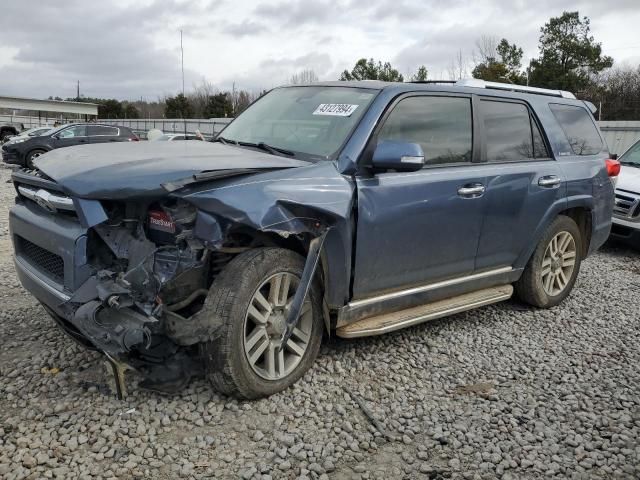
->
[26,149,47,169]
[201,247,324,399]
[515,215,582,308]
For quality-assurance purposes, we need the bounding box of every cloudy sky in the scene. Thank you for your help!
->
[1,0,639,100]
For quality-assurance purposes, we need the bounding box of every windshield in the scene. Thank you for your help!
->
[218,86,377,160]
[620,141,640,167]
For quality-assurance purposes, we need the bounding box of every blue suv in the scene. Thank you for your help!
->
[9,79,616,398]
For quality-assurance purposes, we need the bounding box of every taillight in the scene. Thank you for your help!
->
[606,158,620,177]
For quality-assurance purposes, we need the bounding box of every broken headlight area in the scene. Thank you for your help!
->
[61,199,225,393]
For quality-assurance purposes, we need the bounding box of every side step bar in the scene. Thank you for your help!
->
[336,285,513,338]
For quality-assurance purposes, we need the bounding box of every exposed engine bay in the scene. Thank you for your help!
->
[58,199,232,393]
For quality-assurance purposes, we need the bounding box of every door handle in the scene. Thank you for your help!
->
[457,184,485,198]
[538,175,561,188]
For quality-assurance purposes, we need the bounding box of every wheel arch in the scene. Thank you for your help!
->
[514,198,593,271]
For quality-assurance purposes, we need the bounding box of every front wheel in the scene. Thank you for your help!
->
[26,149,47,168]
[515,215,582,308]
[201,248,323,399]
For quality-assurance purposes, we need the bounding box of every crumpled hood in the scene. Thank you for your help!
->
[617,165,640,194]
[34,141,310,199]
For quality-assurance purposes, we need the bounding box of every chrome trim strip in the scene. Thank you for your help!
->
[14,256,71,301]
[348,266,514,310]
[18,185,75,211]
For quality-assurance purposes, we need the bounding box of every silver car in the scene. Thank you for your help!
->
[611,140,640,246]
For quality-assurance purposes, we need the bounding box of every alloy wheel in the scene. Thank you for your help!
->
[242,272,313,380]
[541,231,577,296]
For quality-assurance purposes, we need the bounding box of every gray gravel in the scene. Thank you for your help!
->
[1,164,639,479]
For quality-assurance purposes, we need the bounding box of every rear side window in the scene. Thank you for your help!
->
[482,100,549,161]
[549,104,602,155]
[378,96,472,165]
[88,126,119,136]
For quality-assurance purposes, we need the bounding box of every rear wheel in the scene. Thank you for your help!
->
[515,215,582,308]
[26,149,47,168]
[201,248,323,399]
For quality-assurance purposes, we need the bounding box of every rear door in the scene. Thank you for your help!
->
[474,98,566,271]
[352,93,487,298]
[87,125,121,143]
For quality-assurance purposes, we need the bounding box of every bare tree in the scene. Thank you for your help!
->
[290,69,319,84]
[473,35,499,64]
[447,50,468,80]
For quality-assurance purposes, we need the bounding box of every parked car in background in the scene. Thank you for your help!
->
[155,133,204,141]
[610,139,640,247]
[0,122,25,142]
[1,126,53,145]
[2,123,139,167]
[9,80,616,398]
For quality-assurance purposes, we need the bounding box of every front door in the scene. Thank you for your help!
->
[352,94,486,299]
[53,125,88,148]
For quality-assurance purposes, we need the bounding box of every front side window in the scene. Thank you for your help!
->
[377,96,473,165]
[219,86,377,160]
[482,100,549,161]
[549,103,602,156]
[58,125,86,138]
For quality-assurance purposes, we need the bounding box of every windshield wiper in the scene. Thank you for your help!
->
[237,141,295,157]
[620,161,640,168]
[213,136,237,145]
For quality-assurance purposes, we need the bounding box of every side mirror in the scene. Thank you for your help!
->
[371,140,425,172]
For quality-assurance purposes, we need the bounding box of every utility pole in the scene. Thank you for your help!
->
[180,29,186,136]
[180,30,185,97]
[76,80,80,101]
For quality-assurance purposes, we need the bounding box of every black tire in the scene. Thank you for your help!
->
[26,149,47,169]
[201,247,323,399]
[515,215,582,308]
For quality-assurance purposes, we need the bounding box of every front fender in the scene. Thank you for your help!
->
[177,162,356,308]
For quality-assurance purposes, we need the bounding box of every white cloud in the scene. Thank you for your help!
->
[0,0,638,99]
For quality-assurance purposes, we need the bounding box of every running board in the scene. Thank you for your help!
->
[336,285,513,338]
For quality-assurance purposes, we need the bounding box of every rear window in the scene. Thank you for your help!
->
[88,125,119,136]
[549,104,602,156]
[481,100,550,161]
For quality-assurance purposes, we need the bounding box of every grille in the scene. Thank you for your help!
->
[613,190,640,219]
[17,236,64,283]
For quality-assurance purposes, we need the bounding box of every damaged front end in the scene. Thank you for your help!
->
[11,157,355,397]
[60,199,219,393]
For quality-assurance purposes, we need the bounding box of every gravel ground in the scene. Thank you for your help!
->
[0,164,639,480]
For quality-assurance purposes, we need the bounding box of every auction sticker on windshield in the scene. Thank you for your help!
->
[313,104,359,116]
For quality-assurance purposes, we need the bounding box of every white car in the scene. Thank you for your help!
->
[155,133,204,141]
[1,126,53,145]
[611,139,640,247]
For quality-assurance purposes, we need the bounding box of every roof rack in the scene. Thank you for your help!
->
[455,78,576,99]
[408,80,457,85]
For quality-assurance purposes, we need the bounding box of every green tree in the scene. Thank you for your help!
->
[472,38,524,83]
[529,11,613,92]
[340,58,404,82]
[410,65,429,82]
[122,102,139,119]
[204,93,233,118]
[164,93,193,118]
